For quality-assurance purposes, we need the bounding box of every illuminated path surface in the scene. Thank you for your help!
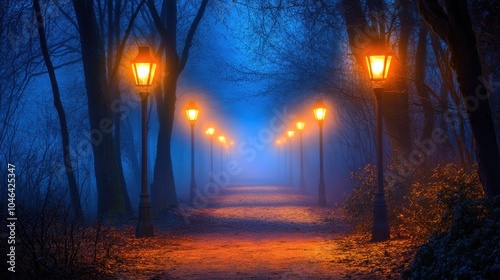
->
[115,185,408,279]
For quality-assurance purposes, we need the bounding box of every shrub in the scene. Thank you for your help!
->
[344,163,484,240]
[404,199,500,279]
[4,187,121,279]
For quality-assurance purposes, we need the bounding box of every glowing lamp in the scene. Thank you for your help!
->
[365,44,392,85]
[287,130,294,138]
[296,121,305,131]
[185,102,199,123]
[206,127,215,136]
[313,99,327,122]
[218,136,226,144]
[131,46,157,87]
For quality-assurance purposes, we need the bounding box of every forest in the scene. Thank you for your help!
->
[0,0,499,279]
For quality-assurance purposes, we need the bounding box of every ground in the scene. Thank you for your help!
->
[107,186,419,279]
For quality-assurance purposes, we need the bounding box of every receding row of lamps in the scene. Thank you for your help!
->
[131,39,393,242]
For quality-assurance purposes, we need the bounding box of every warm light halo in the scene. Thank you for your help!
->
[287,130,295,138]
[313,99,327,122]
[131,46,156,87]
[364,40,392,87]
[296,121,305,131]
[206,127,215,136]
[185,101,199,123]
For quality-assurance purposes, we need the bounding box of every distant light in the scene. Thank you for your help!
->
[287,130,295,138]
[296,121,305,131]
[185,101,199,123]
[218,135,226,143]
[313,99,326,122]
[206,127,215,136]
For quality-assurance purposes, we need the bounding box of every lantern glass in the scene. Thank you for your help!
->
[365,55,392,81]
[185,102,199,122]
[313,100,327,122]
[296,121,305,131]
[131,46,156,87]
[206,127,214,136]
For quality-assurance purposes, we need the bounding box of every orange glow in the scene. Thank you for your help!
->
[296,121,305,131]
[287,130,294,138]
[365,55,391,81]
[276,139,282,145]
[131,46,156,87]
[218,135,226,144]
[185,101,199,122]
[206,127,215,136]
[313,99,326,122]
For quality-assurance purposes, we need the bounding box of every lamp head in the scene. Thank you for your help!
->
[185,101,199,123]
[365,40,392,88]
[131,46,156,87]
[313,99,327,122]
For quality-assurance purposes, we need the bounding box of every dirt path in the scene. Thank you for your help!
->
[112,185,416,279]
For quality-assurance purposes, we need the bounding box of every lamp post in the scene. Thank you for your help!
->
[206,127,215,183]
[185,102,199,205]
[131,46,156,238]
[281,137,287,186]
[313,100,327,207]
[365,42,392,242]
[218,135,226,170]
[287,130,294,186]
[296,121,305,193]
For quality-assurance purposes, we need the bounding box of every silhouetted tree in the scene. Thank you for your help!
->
[419,0,500,199]
[146,0,209,212]
[34,0,83,219]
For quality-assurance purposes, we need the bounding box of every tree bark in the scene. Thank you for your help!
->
[34,0,83,219]
[147,0,208,212]
[419,0,500,199]
[415,25,435,141]
[71,0,125,215]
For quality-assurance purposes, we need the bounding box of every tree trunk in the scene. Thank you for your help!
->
[34,0,83,219]
[151,74,178,212]
[419,0,500,199]
[415,25,435,141]
[71,0,125,215]
[147,0,208,212]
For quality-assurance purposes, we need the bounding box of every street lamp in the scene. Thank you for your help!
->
[131,46,156,238]
[276,139,283,184]
[206,127,215,183]
[185,101,199,205]
[313,99,327,207]
[365,42,392,242]
[287,130,294,186]
[296,121,306,193]
[218,135,226,170]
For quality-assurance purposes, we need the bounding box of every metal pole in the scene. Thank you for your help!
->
[299,131,305,193]
[318,122,326,207]
[284,143,287,186]
[136,93,154,237]
[189,123,196,205]
[289,138,292,186]
[372,87,390,241]
[210,137,214,183]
